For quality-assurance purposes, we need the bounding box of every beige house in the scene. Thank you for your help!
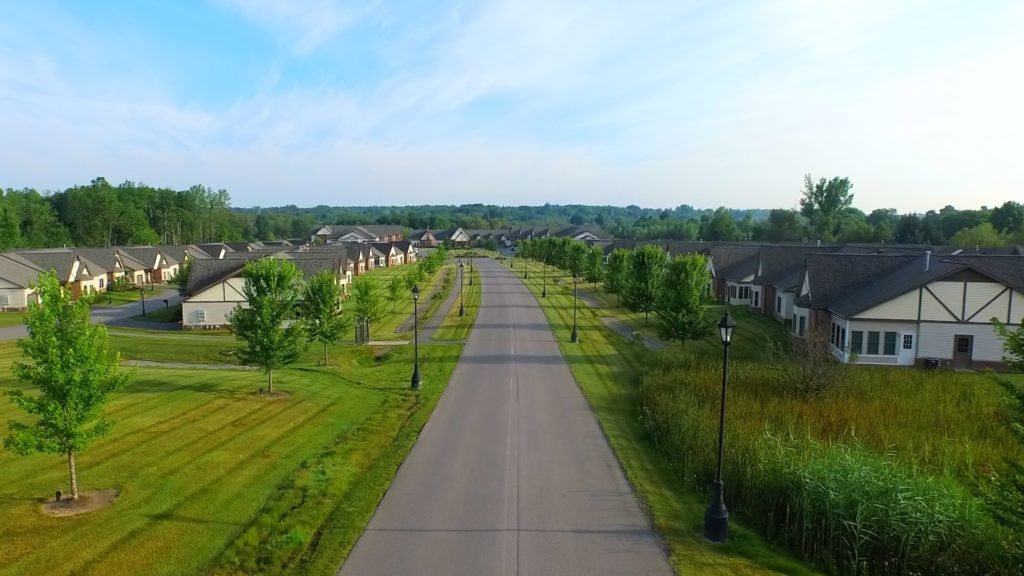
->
[0,254,44,309]
[9,250,107,299]
[182,254,351,329]
[794,252,1024,369]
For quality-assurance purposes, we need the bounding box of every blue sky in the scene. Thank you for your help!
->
[1,1,1021,211]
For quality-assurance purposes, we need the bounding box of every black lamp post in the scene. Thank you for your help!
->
[704,312,736,542]
[139,288,146,317]
[570,274,579,343]
[469,255,474,285]
[458,262,465,317]
[523,252,528,279]
[411,285,422,390]
[542,257,547,298]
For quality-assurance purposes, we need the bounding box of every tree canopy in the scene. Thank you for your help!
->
[228,258,306,393]
[4,271,131,499]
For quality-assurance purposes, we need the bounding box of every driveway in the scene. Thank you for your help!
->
[0,288,183,341]
[338,258,672,575]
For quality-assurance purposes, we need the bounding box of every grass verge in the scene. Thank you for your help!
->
[432,266,481,341]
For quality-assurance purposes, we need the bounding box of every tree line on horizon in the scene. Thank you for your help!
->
[2,175,1022,250]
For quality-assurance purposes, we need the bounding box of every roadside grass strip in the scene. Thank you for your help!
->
[433,266,481,341]
[0,339,461,576]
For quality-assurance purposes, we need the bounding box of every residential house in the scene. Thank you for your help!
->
[0,254,44,309]
[11,249,108,298]
[118,246,180,283]
[409,229,438,248]
[821,253,1024,369]
[182,254,350,328]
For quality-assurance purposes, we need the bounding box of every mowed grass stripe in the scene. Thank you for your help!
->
[5,378,377,576]
[75,391,382,576]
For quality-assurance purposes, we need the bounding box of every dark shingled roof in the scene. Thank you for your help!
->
[0,254,45,288]
[196,243,231,258]
[710,246,761,280]
[829,253,1024,318]
[185,259,246,295]
[794,253,918,309]
[754,245,840,287]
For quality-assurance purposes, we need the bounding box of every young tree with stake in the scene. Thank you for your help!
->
[303,271,350,366]
[625,244,667,324]
[351,277,386,339]
[4,271,132,500]
[228,258,306,394]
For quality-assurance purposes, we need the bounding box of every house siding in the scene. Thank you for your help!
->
[844,320,919,366]
[918,322,1008,363]
[855,290,919,321]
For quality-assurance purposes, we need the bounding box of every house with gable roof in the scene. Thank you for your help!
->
[792,251,1024,369]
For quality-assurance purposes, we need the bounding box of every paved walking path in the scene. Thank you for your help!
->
[338,258,672,576]
[577,288,667,350]
[421,264,465,341]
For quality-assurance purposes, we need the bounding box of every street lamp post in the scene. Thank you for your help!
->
[411,285,422,390]
[523,253,528,279]
[704,312,736,542]
[542,257,547,298]
[139,288,146,318]
[570,274,579,343]
[469,255,474,285]
[459,262,465,317]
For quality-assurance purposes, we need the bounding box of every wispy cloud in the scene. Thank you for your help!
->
[1,0,1022,211]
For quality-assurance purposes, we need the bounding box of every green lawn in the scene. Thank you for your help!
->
[0,334,462,576]
[0,311,27,327]
[132,303,181,323]
[357,263,451,338]
[501,257,820,576]
[91,288,163,307]
[432,266,481,341]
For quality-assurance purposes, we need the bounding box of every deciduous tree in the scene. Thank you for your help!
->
[624,244,667,324]
[654,254,712,347]
[604,249,630,304]
[800,174,854,241]
[302,271,349,366]
[350,278,386,338]
[4,271,131,500]
[228,258,306,393]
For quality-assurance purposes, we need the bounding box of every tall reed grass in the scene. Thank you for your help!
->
[639,351,1023,575]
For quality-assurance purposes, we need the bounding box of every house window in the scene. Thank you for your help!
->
[0,295,9,307]
[99,278,105,288]
[841,328,846,350]
[776,296,782,313]
[753,291,759,307]
[798,316,806,337]
[730,285,737,298]
[884,332,897,355]
[850,331,863,355]
[956,337,971,353]
[867,331,880,355]
[196,309,206,323]
[902,334,913,350]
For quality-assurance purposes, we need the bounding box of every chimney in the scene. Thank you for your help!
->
[924,250,931,272]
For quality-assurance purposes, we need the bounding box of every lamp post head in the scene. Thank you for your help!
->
[412,284,420,301]
[718,312,736,345]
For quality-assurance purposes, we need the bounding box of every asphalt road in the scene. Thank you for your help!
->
[339,258,673,576]
[0,288,182,341]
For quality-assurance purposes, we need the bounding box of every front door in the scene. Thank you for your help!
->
[953,335,973,369]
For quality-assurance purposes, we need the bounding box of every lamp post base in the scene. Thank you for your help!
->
[703,480,729,542]
[459,304,465,317]
[542,286,547,298]
[411,363,422,390]
[524,271,528,279]
[570,325,579,343]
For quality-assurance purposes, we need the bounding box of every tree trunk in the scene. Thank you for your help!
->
[68,451,79,500]
[324,342,329,366]
[267,370,273,394]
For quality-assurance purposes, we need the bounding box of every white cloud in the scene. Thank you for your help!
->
[219,0,375,54]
